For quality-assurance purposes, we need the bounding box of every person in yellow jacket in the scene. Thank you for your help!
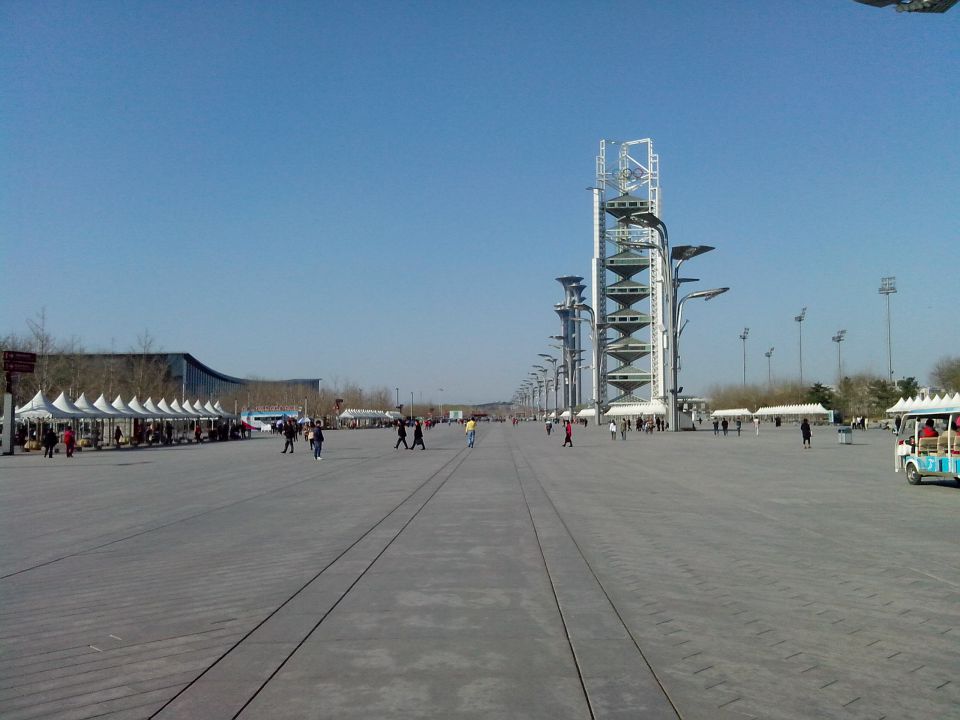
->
[465,418,477,448]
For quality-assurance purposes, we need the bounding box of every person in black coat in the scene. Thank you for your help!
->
[42,427,58,458]
[282,419,296,453]
[395,419,408,449]
[410,420,425,450]
[312,421,324,460]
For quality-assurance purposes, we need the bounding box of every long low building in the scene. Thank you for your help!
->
[47,352,320,399]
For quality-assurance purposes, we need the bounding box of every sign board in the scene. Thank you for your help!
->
[3,351,37,363]
[3,362,35,373]
[448,410,463,421]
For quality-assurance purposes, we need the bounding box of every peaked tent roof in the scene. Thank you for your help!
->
[113,395,147,417]
[171,399,200,417]
[15,391,70,419]
[94,394,127,417]
[74,393,107,417]
[143,397,175,418]
[51,392,92,418]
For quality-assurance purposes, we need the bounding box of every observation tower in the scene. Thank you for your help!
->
[591,139,663,407]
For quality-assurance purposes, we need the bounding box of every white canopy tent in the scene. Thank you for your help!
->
[126,396,154,418]
[754,403,829,417]
[710,408,754,418]
[15,391,75,420]
[606,401,668,417]
[339,409,391,421]
[576,408,597,419]
[886,392,960,414]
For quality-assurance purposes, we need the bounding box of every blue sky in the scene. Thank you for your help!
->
[2,2,957,404]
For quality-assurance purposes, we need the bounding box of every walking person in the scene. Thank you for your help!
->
[282,419,296,453]
[609,420,617,440]
[736,418,742,437]
[753,416,760,436]
[410,420,426,450]
[712,418,720,436]
[312,421,324,460]
[721,419,729,436]
[63,426,76,458]
[620,419,628,441]
[801,418,812,449]
[562,419,573,447]
[42,427,57,458]
[545,419,553,436]
[194,422,203,444]
[394,419,409,449]
[465,417,477,448]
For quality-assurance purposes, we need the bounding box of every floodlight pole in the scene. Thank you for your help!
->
[879,276,896,382]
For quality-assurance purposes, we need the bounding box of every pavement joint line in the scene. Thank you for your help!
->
[820,679,837,689]
[784,652,802,660]
[909,665,926,673]
[682,651,702,660]
[886,651,901,659]
[717,696,741,708]
[866,639,882,647]
[936,680,951,689]
[841,696,861,707]
[769,639,786,647]
[692,665,713,674]
[704,680,726,690]
[800,665,819,673]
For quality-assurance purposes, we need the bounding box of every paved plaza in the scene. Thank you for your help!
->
[1,421,958,720]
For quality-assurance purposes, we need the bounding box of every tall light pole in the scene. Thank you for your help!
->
[879,276,896,382]
[794,307,807,388]
[438,388,444,421]
[574,303,603,425]
[765,347,774,388]
[832,330,847,383]
[739,327,750,386]
[538,354,558,417]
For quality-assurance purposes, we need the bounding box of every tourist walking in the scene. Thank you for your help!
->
[465,417,477,448]
[736,419,742,436]
[609,420,617,440]
[195,423,203,444]
[411,420,426,450]
[394,419,409,449]
[721,419,729,436]
[753,416,760,435]
[621,419,628,441]
[801,418,812,449]
[282,419,296,453]
[562,419,573,447]
[545,419,553,436]
[63,426,76,458]
[313,421,324,460]
[712,418,720,436]
[42,427,57,458]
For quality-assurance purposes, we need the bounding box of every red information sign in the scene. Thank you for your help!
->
[3,361,35,373]
[3,351,37,363]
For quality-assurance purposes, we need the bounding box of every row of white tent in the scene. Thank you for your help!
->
[885,393,960,414]
[711,403,830,418]
[15,391,232,421]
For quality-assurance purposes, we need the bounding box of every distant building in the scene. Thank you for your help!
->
[52,352,320,399]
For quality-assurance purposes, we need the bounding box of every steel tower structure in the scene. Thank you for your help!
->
[591,139,662,406]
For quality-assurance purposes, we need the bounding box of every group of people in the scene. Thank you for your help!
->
[280,417,325,459]
[393,417,481,449]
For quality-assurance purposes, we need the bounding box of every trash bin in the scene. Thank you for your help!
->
[837,426,853,445]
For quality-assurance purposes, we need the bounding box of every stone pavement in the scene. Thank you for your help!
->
[1,422,957,719]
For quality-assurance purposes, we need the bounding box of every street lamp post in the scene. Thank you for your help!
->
[573,303,603,425]
[739,327,750,386]
[879,276,896,382]
[438,388,444,421]
[765,347,774,387]
[832,329,847,383]
[623,232,721,432]
[538,354,559,417]
[794,308,807,389]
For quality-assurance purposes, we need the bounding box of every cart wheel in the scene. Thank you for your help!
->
[905,463,922,485]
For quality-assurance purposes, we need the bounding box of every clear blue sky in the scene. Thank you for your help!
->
[2,2,957,404]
